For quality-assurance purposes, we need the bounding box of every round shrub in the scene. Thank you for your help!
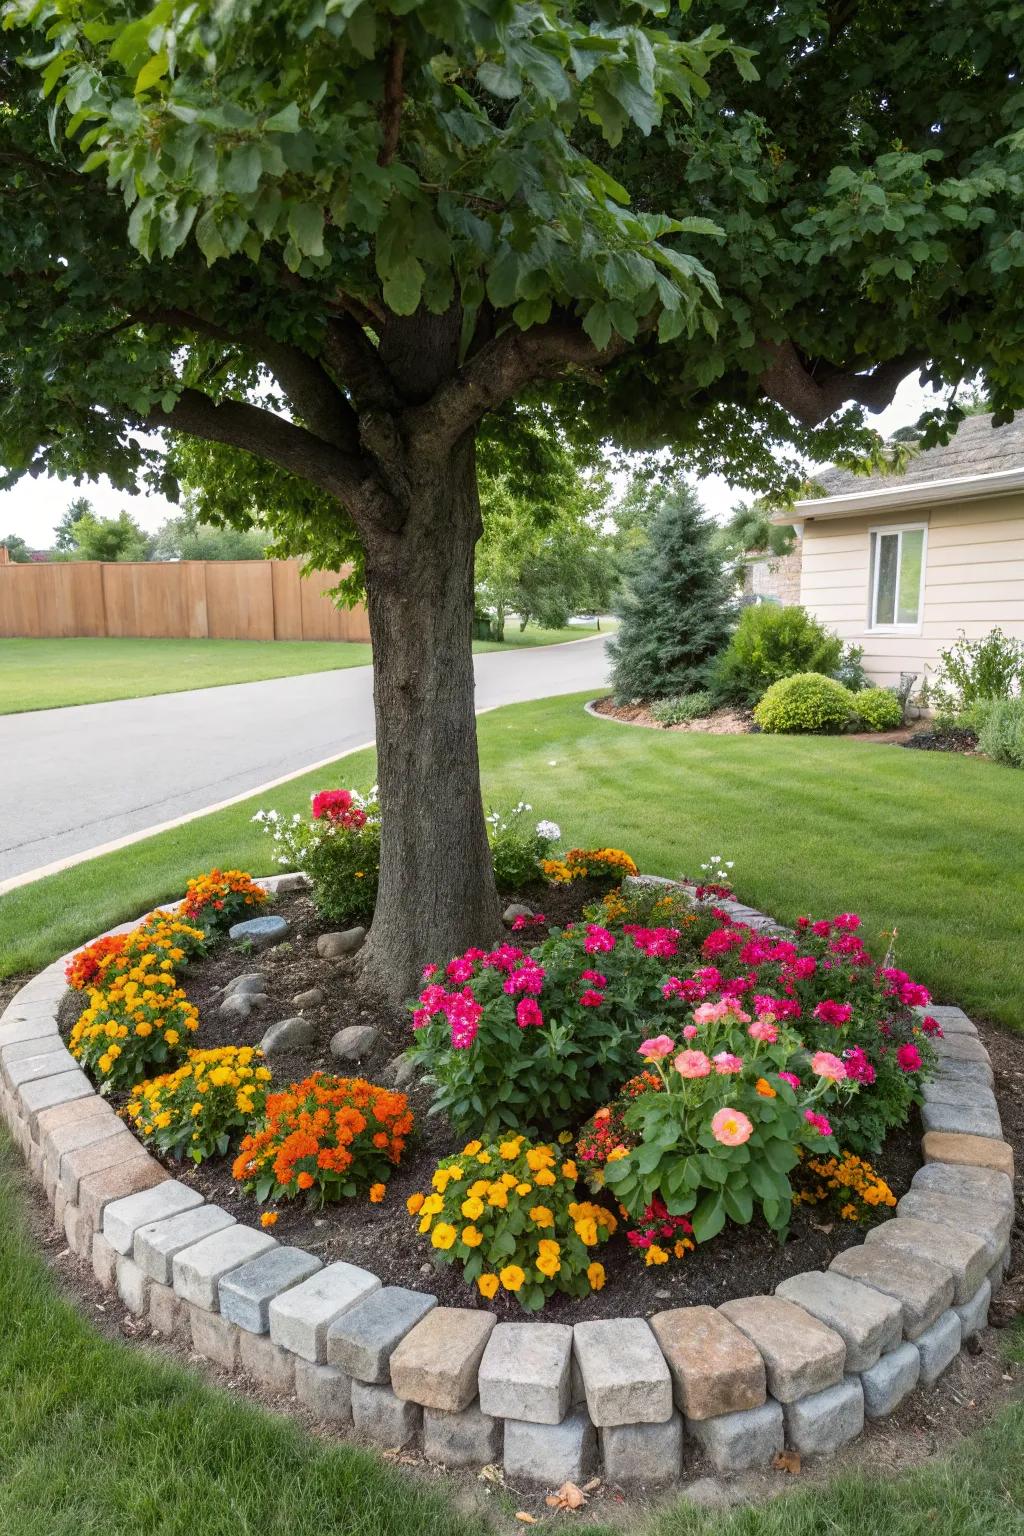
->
[714,604,844,706]
[854,687,903,732]
[976,695,1024,767]
[753,673,855,734]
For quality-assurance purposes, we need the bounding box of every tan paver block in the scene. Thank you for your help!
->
[77,1156,169,1232]
[60,1130,149,1202]
[829,1243,954,1340]
[718,1296,845,1402]
[35,1093,111,1143]
[390,1307,496,1411]
[922,1131,1013,1180]
[189,1304,240,1370]
[650,1306,766,1420]
[865,1217,989,1304]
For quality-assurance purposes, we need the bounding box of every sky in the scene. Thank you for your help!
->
[0,375,940,549]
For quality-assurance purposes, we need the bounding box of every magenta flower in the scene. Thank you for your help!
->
[516,997,543,1029]
[896,1042,922,1073]
[584,924,616,954]
[581,970,607,987]
[778,1071,801,1089]
[579,989,605,1007]
[804,1109,832,1136]
[813,1000,853,1027]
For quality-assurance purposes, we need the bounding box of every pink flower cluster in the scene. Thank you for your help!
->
[311,788,367,829]
[412,983,483,1048]
[624,924,680,958]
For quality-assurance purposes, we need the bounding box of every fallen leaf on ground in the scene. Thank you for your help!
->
[582,1479,601,1493]
[773,1449,802,1475]
[545,1482,587,1510]
[515,1513,538,1525]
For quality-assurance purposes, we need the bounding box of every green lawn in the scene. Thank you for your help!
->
[2,690,1023,1534]
[3,692,1023,1032]
[0,627,601,714]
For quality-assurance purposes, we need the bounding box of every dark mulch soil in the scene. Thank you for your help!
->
[592,694,754,734]
[903,725,980,755]
[57,883,936,1324]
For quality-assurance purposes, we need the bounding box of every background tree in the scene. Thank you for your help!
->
[609,483,736,701]
[53,496,95,553]
[4,2,1024,996]
[57,509,152,562]
[0,532,31,562]
[152,501,269,562]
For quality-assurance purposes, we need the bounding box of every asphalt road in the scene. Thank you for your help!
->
[0,635,610,883]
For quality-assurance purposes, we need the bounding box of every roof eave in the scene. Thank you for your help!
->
[770,465,1024,524]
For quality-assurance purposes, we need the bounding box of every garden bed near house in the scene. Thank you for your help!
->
[591,695,914,745]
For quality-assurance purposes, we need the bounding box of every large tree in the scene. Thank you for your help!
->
[2,2,1023,997]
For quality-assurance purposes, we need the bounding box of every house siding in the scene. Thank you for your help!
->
[797,494,1024,688]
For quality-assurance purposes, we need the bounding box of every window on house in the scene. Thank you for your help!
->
[869,526,926,628]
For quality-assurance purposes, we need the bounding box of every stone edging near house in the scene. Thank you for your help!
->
[0,877,1015,1486]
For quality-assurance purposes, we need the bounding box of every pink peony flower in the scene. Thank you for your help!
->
[713,1051,744,1075]
[804,1109,833,1136]
[813,1000,853,1027]
[920,1015,944,1038]
[682,1024,699,1040]
[811,919,832,937]
[516,997,543,1029]
[421,963,439,980]
[638,1035,676,1060]
[811,1050,847,1081]
[674,1049,712,1079]
[834,912,861,930]
[790,956,817,978]
[711,1107,753,1146]
[896,1042,922,1073]
[748,1019,779,1043]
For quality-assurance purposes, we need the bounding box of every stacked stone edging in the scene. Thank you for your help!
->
[0,875,1015,1485]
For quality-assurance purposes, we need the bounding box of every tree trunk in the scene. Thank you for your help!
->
[360,432,504,1002]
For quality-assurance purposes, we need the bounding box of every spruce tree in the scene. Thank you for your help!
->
[609,484,736,702]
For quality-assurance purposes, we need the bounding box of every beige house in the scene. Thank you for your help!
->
[774,413,1024,689]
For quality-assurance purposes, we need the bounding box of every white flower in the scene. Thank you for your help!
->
[536,820,561,842]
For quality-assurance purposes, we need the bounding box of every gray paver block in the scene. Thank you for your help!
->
[3,1045,76,1090]
[503,1408,597,1485]
[148,1281,188,1338]
[478,1321,572,1425]
[295,1359,353,1421]
[423,1401,503,1468]
[895,1188,1010,1255]
[718,1296,845,1403]
[860,1342,921,1419]
[829,1243,955,1340]
[573,1317,673,1427]
[956,1278,992,1338]
[92,1230,118,1290]
[686,1400,784,1473]
[921,1097,1002,1138]
[43,1112,122,1190]
[600,1412,684,1484]
[326,1285,436,1383]
[351,1380,422,1447]
[238,1329,296,1394]
[104,1179,204,1255]
[134,1204,237,1283]
[865,1217,990,1304]
[269,1261,380,1362]
[915,1309,962,1384]
[115,1254,151,1316]
[19,1069,93,1133]
[650,1306,766,1420]
[775,1271,902,1371]
[390,1307,496,1412]
[911,1161,1013,1212]
[932,1033,992,1066]
[189,1305,240,1370]
[220,1244,324,1333]
[173,1224,277,1310]
[921,1078,998,1111]
[783,1377,864,1455]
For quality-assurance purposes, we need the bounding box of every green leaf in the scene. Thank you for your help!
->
[582,302,613,352]
[722,1182,753,1225]
[381,254,425,314]
[134,50,168,95]
[264,102,301,133]
[287,201,325,257]
[691,1190,726,1242]
[224,144,264,196]
[194,208,229,264]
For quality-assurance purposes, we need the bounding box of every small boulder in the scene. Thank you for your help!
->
[293,986,325,1009]
[330,1024,379,1061]
[317,927,367,958]
[276,872,309,893]
[219,991,269,1020]
[381,1054,417,1089]
[230,915,291,950]
[503,903,535,924]
[261,1016,316,1054]
[223,972,266,997]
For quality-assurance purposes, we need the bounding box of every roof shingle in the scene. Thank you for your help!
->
[810,412,1024,499]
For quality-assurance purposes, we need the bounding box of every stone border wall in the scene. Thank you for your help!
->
[0,877,1015,1486]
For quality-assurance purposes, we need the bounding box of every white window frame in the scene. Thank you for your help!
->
[868,522,928,633]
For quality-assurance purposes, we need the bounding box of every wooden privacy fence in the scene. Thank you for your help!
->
[0,558,370,643]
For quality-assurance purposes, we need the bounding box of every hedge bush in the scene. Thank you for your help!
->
[854,687,904,732]
[976,696,1024,767]
[714,604,845,706]
[753,672,856,734]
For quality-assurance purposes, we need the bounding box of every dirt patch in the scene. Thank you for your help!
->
[591,695,753,733]
[57,885,934,1325]
[903,725,981,755]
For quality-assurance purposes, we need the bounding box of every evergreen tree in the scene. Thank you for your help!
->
[609,486,736,702]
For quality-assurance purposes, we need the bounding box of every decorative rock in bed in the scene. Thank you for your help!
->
[317,927,366,958]
[502,903,535,924]
[293,987,324,1009]
[223,973,266,998]
[220,991,269,1021]
[229,915,291,950]
[261,1016,316,1055]
[330,1024,379,1061]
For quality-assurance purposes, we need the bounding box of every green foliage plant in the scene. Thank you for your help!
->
[650,690,715,725]
[938,627,1024,704]
[715,604,845,705]
[753,672,856,734]
[486,803,561,893]
[976,696,1024,767]
[853,686,904,732]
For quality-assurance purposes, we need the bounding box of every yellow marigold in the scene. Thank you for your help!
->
[499,1139,522,1160]
[557,1131,574,1145]
[431,1222,457,1251]
[526,1147,554,1172]
[477,1273,499,1299]
[461,1196,484,1220]
[486,1183,509,1209]
[461,1225,483,1248]
[587,1263,606,1291]
[755,1077,777,1098]
[529,1205,554,1229]
[538,1238,561,1258]
[418,1213,433,1234]
[462,1140,482,1156]
[469,1179,489,1198]
[606,1145,629,1163]
[645,1245,669,1266]
[561,1160,578,1180]
[515,1182,532,1196]
[533,1168,556,1187]
[499,1264,525,1293]
[421,1193,443,1216]
[536,1251,561,1279]
[575,1217,599,1246]
[260,1211,279,1228]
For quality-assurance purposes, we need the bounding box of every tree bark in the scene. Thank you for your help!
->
[360,431,504,1001]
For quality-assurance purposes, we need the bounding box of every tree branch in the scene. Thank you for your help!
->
[407,314,639,449]
[377,27,407,167]
[758,340,927,426]
[320,311,399,414]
